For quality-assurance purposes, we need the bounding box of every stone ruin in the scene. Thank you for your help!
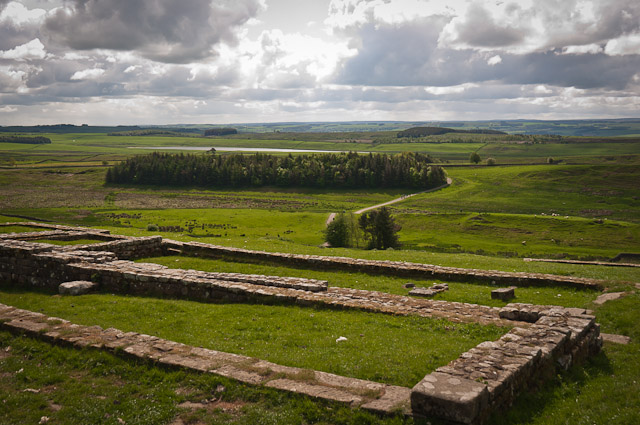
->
[0,222,603,424]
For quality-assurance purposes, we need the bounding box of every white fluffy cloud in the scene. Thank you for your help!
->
[0,37,46,60]
[0,1,46,25]
[605,33,640,55]
[70,68,105,80]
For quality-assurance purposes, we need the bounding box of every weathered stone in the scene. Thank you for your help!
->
[601,333,631,345]
[266,379,363,405]
[412,372,489,424]
[491,287,516,301]
[58,280,98,295]
[593,292,626,305]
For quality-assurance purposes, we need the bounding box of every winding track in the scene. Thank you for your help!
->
[326,177,452,226]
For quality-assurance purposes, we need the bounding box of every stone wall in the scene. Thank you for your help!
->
[412,304,601,424]
[0,225,605,424]
[163,239,605,290]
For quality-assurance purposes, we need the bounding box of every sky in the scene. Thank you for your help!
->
[0,0,639,125]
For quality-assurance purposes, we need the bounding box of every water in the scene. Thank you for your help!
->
[129,146,344,153]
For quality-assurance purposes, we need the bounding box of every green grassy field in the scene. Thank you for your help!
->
[2,132,640,166]
[1,129,639,424]
[0,288,506,388]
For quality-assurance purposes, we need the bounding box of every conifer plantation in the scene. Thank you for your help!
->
[106,151,447,189]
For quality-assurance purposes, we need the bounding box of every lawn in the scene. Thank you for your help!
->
[0,287,506,388]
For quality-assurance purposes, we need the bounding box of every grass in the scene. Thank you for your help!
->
[139,256,602,308]
[0,225,46,233]
[1,131,640,423]
[0,287,507,388]
[0,330,410,425]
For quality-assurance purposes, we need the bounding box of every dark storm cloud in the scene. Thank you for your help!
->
[44,0,263,63]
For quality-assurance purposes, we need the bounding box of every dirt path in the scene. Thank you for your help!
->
[353,177,452,215]
[325,212,337,226]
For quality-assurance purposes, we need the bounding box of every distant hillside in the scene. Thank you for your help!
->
[0,124,142,134]
[2,119,640,137]
[397,127,507,138]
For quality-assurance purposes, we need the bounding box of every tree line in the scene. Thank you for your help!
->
[0,135,51,144]
[105,151,447,190]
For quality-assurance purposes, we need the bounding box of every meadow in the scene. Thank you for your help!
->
[0,129,639,424]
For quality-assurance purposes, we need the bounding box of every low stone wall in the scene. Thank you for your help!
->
[0,303,411,416]
[63,236,165,260]
[525,257,640,268]
[0,226,605,424]
[163,240,605,290]
[0,221,112,234]
[0,240,327,295]
[412,304,601,424]
[0,230,120,243]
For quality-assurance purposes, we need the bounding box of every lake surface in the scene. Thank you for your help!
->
[129,146,344,153]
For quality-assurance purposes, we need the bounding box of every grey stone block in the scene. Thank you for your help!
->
[59,280,98,295]
[411,372,489,424]
[491,287,516,301]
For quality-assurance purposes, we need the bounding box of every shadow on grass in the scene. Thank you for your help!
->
[488,350,614,425]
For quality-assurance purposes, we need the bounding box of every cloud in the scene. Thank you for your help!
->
[439,3,527,50]
[563,44,603,55]
[0,1,47,26]
[605,33,640,55]
[487,55,502,66]
[439,0,640,54]
[0,37,46,60]
[44,0,264,63]
[70,68,105,80]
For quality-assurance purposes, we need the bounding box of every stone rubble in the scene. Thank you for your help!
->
[409,283,449,298]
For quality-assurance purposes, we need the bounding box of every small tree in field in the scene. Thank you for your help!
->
[469,152,481,164]
[358,207,401,250]
[324,213,349,247]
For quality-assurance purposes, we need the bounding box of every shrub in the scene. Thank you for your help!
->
[146,224,159,232]
[486,157,496,166]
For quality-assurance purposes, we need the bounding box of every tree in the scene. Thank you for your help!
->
[469,152,481,164]
[324,213,349,247]
[358,207,400,250]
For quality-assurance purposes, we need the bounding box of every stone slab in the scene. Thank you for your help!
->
[58,280,98,295]
[360,386,411,415]
[491,287,516,301]
[265,379,363,405]
[593,292,626,305]
[411,372,489,425]
[601,333,631,345]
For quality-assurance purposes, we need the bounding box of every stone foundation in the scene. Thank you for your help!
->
[0,224,604,424]
[163,239,605,289]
